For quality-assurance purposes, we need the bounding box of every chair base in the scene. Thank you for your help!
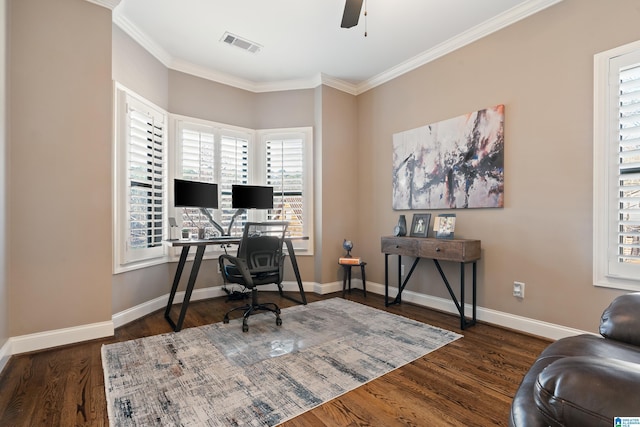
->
[223,289,282,332]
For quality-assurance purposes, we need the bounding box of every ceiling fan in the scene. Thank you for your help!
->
[340,0,364,29]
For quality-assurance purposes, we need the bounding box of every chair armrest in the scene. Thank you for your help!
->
[600,292,640,346]
[219,254,254,287]
[535,356,640,426]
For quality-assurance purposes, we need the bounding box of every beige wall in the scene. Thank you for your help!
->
[7,0,112,335]
[112,25,169,110]
[356,0,640,333]
[317,86,358,283]
[168,70,255,128]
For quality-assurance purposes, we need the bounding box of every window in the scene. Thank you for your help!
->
[114,86,168,272]
[219,133,250,235]
[174,117,250,237]
[114,93,314,273]
[594,40,640,290]
[174,118,313,252]
[258,129,313,250]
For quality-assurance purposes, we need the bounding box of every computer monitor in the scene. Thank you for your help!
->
[231,185,274,209]
[174,179,219,209]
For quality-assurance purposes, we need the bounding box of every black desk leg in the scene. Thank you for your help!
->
[165,245,206,332]
[174,245,206,332]
[164,246,190,325]
[281,239,307,305]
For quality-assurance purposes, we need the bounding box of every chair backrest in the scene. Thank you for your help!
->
[237,222,289,272]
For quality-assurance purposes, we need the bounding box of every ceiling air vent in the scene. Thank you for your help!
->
[221,32,262,54]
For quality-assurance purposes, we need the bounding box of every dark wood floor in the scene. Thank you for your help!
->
[0,291,550,426]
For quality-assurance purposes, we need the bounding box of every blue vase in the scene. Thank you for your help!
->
[398,215,407,236]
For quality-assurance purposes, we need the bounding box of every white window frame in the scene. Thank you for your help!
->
[170,116,253,258]
[171,117,314,256]
[113,84,169,273]
[257,128,314,253]
[594,39,640,291]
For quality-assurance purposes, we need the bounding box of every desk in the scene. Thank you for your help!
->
[381,236,481,329]
[164,236,308,331]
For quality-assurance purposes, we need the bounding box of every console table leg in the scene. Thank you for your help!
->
[384,254,389,306]
[397,255,402,304]
[460,263,465,330]
[473,261,477,325]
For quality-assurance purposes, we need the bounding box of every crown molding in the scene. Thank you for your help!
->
[113,12,173,65]
[320,74,358,95]
[113,0,563,95]
[86,0,121,10]
[169,59,328,93]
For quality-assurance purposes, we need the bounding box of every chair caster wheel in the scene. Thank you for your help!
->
[276,317,282,326]
[223,316,229,324]
[242,322,248,332]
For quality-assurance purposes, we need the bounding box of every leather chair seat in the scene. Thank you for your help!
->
[510,293,640,427]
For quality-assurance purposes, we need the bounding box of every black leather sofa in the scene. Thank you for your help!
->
[510,293,640,426]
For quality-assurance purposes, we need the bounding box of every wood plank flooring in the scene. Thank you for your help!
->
[0,292,550,426]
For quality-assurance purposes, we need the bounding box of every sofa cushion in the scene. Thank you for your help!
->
[600,292,640,346]
[534,356,640,427]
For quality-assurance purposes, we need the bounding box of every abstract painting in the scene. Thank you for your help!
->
[392,104,504,209]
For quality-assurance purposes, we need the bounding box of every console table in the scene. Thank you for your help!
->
[381,236,481,329]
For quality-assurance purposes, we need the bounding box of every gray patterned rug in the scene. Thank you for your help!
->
[102,298,461,426]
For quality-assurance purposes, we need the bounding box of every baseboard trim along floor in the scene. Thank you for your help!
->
[2,280,590,367]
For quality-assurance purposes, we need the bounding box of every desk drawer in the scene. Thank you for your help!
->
[381,237,418,256]
[418,239,480,262]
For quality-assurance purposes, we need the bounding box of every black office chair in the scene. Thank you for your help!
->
[219,221,289,332]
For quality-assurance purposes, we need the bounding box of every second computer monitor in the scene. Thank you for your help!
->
[231,185,273,209]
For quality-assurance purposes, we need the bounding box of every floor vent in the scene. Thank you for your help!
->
[221,32,262,54]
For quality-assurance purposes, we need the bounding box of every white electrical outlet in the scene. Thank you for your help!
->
[513,281,525,298]
[401,264,405,276]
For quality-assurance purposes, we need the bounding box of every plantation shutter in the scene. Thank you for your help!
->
[265,137,304,237]
[178,124,216,232]
[125,99,166,261]
[220,133,249,234]
[616,64,640,269]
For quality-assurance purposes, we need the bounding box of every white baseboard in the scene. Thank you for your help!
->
[0,278,589,381]
[364,281,590,340]
[10,320,114,355]
[112,285,229,329]
[0,339,11,373]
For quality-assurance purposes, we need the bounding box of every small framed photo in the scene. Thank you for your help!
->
[410,213,431,237]
[434,213,456,239]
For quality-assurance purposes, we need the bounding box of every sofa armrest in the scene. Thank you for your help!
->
[534,356,640,426]
[600,292,640,346]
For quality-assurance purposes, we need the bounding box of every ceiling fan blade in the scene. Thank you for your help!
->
[341,0,364,28]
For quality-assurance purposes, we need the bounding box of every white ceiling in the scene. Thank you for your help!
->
[113,0,560,94]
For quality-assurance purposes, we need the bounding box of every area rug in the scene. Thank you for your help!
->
[102,298,461,426]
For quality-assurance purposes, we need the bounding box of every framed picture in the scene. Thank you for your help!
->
[410,213,431,237]
[434,214,456,239]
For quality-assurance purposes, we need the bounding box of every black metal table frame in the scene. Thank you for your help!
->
[384,254,477,329]
[164,238,307,331]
